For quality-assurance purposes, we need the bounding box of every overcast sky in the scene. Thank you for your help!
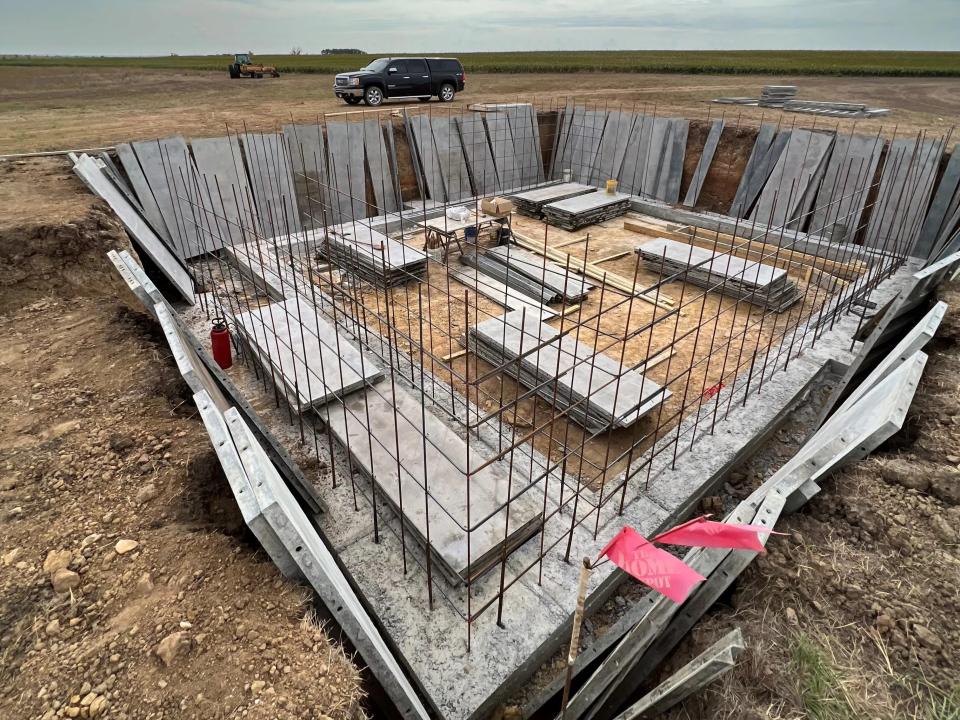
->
[4,0,958,55]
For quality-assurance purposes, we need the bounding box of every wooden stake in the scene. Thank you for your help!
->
[560,557,593,719]
[441,348,467,362]
[594,249,632,264]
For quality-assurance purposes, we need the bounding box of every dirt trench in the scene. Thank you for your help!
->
[0,158,364,719]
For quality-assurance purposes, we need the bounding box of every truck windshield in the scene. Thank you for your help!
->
[362,58,390,72]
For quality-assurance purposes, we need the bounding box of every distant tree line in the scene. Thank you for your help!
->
[321,48,363,55]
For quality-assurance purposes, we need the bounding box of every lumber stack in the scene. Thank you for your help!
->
[468,310,669,430]
[542,191,631,230]
[509,182,598,218]
[318,224,427,288]
[635,237,801,311]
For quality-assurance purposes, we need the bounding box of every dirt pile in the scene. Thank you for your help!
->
[0,159,364,719]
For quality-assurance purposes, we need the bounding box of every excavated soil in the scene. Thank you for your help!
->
[0,158,364,720]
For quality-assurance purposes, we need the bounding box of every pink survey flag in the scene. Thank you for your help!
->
[599,527,705,603]
[653,515,778,552]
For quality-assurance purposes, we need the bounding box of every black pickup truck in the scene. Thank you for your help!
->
[333,57,465,106]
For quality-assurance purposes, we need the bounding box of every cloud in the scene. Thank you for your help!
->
[3,0,958,54]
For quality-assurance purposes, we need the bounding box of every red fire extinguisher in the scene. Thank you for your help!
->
[210,318,233,370]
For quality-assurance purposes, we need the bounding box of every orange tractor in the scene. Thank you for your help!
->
[228,53,280,79]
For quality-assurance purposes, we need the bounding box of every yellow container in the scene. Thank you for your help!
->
[606,179,618,194]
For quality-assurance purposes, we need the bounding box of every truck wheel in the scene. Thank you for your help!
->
[364,86,384,106]
[439,83,455,102]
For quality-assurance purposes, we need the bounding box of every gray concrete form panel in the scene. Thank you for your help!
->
[915,143,960,259]
[189,135,252,250]
[242,132,303,238]
[72,154,194,303]
[364,118,401,214]
[682,120,724,208]
[194,390,300,578]
[324,122,368,224]
[224,408,433,720]
[115,142,173,244]
[131,136,207,258]
[283,123,331,230]
[611,628,744,720]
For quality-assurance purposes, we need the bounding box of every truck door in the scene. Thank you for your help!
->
[385,60,410,95]
[406,59,431,96]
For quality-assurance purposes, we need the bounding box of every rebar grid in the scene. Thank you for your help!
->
[155,97,944,648]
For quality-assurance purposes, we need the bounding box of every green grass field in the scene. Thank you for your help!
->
[3,50,960,77]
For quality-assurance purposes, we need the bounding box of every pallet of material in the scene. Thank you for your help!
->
[782,100,890,118]
[758,85,798,107]
[233,296,384,413]
[468,310,669,430]
[543,191,631,230]
[319,224,428,287]
[485,244,595,303]
[509,182,598,217]
[460,251,559,304]
[322,383,544,585]
[635,238,801,312]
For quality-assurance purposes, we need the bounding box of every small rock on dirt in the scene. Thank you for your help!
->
[51,568,80,593]
[114,539,139,555]
[156,631,191,666]
[135,483,158,505]
[43,549,73,575]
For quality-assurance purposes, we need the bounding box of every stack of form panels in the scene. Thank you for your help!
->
[485,244,595,303]
[783,100,890,118]
[460,251,558,304]
[758,85,798,107]
[322,382,544,584]
[509,182,597,218]
[635,238,801,312]
[468,310,669,430]
[543,190,631,230]
[233,295,384,414]
[318,224,428,287]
